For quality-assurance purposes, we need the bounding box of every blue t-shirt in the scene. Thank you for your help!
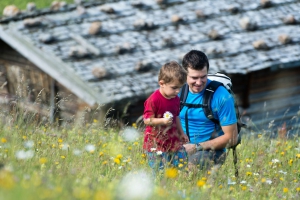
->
[179,80,237,144]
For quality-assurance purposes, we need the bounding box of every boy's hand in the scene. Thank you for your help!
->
[162,117,173,126]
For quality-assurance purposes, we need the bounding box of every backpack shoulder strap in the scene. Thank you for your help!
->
[179,83,189,111]
[203,80,223,124]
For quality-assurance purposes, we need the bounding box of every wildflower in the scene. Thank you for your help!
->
[1,138,7,143]
[229,186,234,191]
[150,148,156,152]
[197,180,205,187]
[133,142,139,146]
[280,152,285,156]
[141,153,146,158]
[246,164,251,168]
[39,157,47,164]
[207,171,211,175]
[296,187,300,192]
[257,134,262,138]
[272,159,280,164]
[178,163,184,168]
[296,154,300,159]
[254,173,259,176]
[99,152,104,157]
[73,149,82,156]
[93,119,98,123]
[219,185,223,189]
[156,151,162,155]
[58,138,63,143]
[241,186,247,191]
[240,180,247,184]
[85,144,95,153]
[283,188,289,193]
[202,177,207,181]
[228,178,236,185]
[122,127,139,142]
[102,161,108,165]
[116,154,123,159]
[132,123,137,128]
[246,172,252,176]
[128,146,132,150]
[163,111,173,119]
[15,150,34,160]
[61,156,66,159]
[165,168,178,178]
[24,140,34,148]
[61,143,69,151]
[114,158,121,165]
[279,170,287,175]
[261,178,266,183]
[117,171,153,200]
[22,136,27,140]
[266,179,272,184]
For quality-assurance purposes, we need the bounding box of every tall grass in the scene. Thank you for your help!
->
[0,104,299,199]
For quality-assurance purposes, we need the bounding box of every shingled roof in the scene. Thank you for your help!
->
[0,0,299,106]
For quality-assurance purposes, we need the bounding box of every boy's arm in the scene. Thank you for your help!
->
[176,116,189,143]
[143,117,172,126]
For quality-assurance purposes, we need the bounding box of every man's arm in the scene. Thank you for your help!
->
[184,123,238,153]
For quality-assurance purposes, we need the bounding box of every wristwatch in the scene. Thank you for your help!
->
[195,143,204,151]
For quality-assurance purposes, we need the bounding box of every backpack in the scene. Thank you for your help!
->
[179,72,246,177]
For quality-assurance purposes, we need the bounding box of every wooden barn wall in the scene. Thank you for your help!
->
[0,39,107,125]
[244,67,300,131]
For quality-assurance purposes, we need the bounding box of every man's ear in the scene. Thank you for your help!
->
[159,80,165,87]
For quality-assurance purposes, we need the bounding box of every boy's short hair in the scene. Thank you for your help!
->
[182,50,209,71]
[158,61,187,84]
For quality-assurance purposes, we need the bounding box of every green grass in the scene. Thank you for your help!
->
[0,0,74,15]
[0,106,299,200]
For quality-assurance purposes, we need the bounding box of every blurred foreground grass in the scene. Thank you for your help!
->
[0,114,299,200]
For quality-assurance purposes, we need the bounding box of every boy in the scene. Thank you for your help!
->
[143,61,189,170]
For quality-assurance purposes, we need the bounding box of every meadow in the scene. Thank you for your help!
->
[0,108,299,200]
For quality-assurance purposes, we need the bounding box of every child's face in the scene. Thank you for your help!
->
[159,80,184,99]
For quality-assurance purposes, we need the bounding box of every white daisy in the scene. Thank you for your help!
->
[163,111,173,119]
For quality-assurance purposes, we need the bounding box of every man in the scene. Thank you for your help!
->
[180,50,238,169]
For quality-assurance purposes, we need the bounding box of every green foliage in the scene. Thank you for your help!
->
[0,0,73,15]
[0,116,299,200]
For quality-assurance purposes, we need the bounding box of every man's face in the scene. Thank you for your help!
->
[186,67,208,93]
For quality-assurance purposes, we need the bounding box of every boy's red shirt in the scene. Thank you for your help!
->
[143,89,183,152]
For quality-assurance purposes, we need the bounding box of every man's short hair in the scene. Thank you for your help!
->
[158,61,187,85]
[182,50,209,71]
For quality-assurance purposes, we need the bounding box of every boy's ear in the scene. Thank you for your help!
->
[159,80,165,87]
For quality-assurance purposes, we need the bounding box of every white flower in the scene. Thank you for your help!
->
[62,143,69,151]
[117,171,153,200]
[246,164,251,168]
[15,150,34,160]
[240,180,247,184]
[266,179,272,184]
[122,127,140,142]
[85,144,95,152]
[150,148,156,152]
[163,111,173,119]
[253,173,259,176]
[272,159,280,163]
[227,178,236,185]
[278,170,287,175]
[156,151,162,155]
[24,140,34,148]
[73,149,82,156]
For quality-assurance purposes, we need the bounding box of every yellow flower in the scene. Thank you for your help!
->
[289,159,293,166]
[58,139,63,143]
[296,187,300,192]
[22,136,27,140]
[261,178,266,183]
[61,156,66,159]
[165,168,178,179]
[141,153,146,158]
[283,188,289,193]
[207,171,211,175]
[178,164,184,168]
[116,154,122,159]
[102,161,108,165]
[296,154,300,159]
[219,185,223,189]
[280,152,285,156]
[1,138,7,143]
[202,177,207,181]
[128,146,132,150]
[280,177,284,181]
[246,172,252,176]
[39,157,47,164]
[229,186,234,191]
[197,180,205,187]
[257,134,262,138]
[132,123,137,128]
[241,186,247,191]
[99,152,104,157]
[133,142,139,146]
[93,119,98,123]
[114,158,121,165]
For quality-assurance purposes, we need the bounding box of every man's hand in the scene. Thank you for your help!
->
[183,143,197,155]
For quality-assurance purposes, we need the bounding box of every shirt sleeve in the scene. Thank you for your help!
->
[143,95,156,119]
[213,87,237,126]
